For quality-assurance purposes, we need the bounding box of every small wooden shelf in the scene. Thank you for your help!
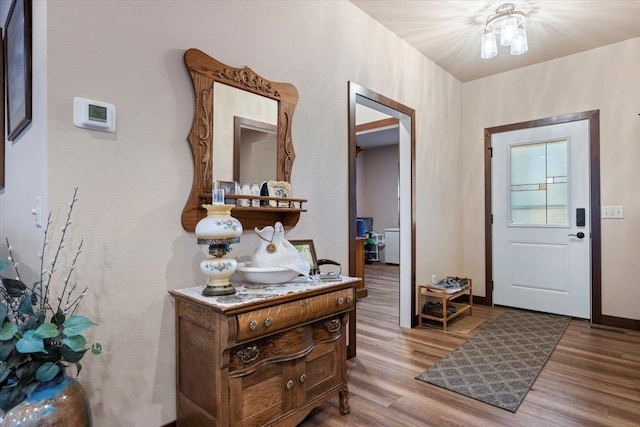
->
[418,278,472,331]
[224,194,307,209]
[198,193,307,230]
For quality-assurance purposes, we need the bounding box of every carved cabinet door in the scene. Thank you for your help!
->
[228,361,295,426]
[227,315,346,426]
[297,339,344,406]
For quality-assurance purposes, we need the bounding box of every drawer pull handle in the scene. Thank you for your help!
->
[237,345,260,364]
[264,317,273,327]
[324,319,341,333]
[300,301,309,308]
[286,380,294,390]
[249,320,258,331]
[346,296,353,303]
[337,297,345,306]
[299,374,307,383]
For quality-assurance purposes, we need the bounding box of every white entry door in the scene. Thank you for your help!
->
[492,120,591,319]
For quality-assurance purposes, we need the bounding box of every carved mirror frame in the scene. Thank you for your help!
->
[182,48,299,232]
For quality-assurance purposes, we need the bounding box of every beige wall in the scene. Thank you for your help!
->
[41,1,462,425]
[462,38,640,321]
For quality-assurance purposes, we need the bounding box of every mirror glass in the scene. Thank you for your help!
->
[213,83,277,184]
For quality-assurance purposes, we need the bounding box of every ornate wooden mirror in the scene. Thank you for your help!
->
[181,48,299,232]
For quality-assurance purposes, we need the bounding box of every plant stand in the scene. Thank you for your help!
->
[364,233,382,263]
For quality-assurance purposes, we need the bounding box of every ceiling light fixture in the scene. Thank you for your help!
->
[481,3,527,59]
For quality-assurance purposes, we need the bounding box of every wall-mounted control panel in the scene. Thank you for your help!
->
[73,97,116,132]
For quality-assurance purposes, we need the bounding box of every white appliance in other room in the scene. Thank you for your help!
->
[384,228,399,264]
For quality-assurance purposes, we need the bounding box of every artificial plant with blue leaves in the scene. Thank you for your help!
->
[0,188,101,412]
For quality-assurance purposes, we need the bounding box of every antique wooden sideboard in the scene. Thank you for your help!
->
[170,276,360,426]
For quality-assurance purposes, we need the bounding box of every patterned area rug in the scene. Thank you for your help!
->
[415,308,571,412]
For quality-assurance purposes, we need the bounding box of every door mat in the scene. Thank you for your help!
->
[415,308,571,412]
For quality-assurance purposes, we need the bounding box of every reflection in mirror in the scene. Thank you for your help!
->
[234,117,277,184]
[213,82,277,183]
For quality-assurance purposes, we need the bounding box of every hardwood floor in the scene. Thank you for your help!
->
[301,263,640,426]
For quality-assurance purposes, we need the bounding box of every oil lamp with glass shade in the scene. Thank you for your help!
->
[195,189,243,296]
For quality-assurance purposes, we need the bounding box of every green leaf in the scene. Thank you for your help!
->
[61,335,86,352]
[3,349,27,368]
[31,348,61,363]
[22,380,39,398]
[0,303,7,324]
[16,331,46,354]
[17,363,36,387]
[51,309,65,327]
[60,346,87,363]
[17,295,34,315]
[0,341,14,361]
[0,362,10,383]
[35,362,60,382]
[74,362,83,377]
[63,316,96,336]
[0,385,26,412]
[91,342,103,355]
[33,323,60,339]
[21,313,44,333]
[0,322,17,341]
[2,278,27,297]
[0,260,11,274]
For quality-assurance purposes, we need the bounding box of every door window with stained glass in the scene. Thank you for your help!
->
[509,139,568,225]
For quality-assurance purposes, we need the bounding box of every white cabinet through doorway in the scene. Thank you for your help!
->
[384,228,399,264]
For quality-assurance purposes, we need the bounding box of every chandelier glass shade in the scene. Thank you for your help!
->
[481,3,527,59]
[510,26,528,55]
[481,32,498,59]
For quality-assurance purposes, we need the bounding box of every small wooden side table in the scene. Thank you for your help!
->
[418,278,472,331]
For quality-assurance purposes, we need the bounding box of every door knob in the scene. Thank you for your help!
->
[568,232,585,239]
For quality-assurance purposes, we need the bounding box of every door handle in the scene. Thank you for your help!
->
[568,232,585,239]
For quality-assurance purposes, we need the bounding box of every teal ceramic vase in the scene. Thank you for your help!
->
[0,373,92,426]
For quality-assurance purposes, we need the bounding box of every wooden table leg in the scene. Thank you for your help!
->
[347,306,356,359]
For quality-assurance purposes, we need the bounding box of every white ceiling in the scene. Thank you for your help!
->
[350,0,640,82]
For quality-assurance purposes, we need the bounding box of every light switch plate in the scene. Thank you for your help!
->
[601,206,624,219]
[31,196,42,227]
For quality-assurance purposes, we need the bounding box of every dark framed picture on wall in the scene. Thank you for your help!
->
[5,0,32,141]
[0,28,4,188]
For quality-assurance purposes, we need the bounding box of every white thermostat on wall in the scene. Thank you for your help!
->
[73,97,116,132]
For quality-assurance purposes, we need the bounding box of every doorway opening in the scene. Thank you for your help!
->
[348,82,416,339]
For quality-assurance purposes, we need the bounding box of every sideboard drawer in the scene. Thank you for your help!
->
[235,288,354,342]
[229,314,345,376]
